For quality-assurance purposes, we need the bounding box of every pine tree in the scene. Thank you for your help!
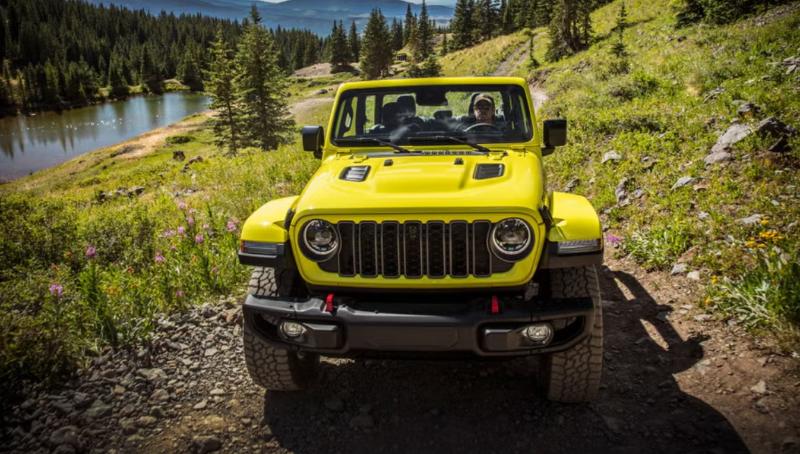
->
[234,6,294,150]
[348,21,360,63]
[535,0,553,27]
[206,28,241,155]
[360,9,392,79]
[404,4,415,45]
[390,19,404,52]
[440,32,449,56]
[107,54,129,99]
[414,1,435,62]
[451,0,475,50]
[329,21,349,70]
[609,2,629,74]
[545,0,591,62]
[178,51,204,91]
[139,45,163,94]
[526,30,539,69]
[473,0,499,42]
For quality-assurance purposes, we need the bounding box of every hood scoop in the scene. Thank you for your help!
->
[474,163,504,180]
[340,165,370,182]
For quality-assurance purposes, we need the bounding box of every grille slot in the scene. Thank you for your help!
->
[332,220,502,278]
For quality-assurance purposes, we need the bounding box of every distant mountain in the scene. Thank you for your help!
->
[87,0,453,35]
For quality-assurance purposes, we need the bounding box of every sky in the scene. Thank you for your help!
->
[260,0,456,4]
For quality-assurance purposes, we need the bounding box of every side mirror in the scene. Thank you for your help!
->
[302,126,324,159]
[542,119,567,156]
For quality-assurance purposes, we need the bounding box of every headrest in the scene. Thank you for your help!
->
[396,95,416,115]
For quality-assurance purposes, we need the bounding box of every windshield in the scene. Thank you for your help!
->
[331,84,533,147]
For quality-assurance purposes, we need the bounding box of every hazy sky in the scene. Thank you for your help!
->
[260,0,457,4]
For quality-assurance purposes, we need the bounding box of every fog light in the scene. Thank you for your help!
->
[521,323,554,345]
[280,321,307,339]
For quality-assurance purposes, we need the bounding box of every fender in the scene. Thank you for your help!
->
[540,191,603,269]
[238,196,298,267]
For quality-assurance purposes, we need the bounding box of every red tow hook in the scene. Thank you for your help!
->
[325,293,335,313]
[490,295,501,314]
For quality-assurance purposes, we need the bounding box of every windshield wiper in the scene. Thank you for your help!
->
[345,137,412,153]
[408,135,491,153]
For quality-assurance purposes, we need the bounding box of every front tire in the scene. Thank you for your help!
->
[243,267,320,391]
[538,266,603,403]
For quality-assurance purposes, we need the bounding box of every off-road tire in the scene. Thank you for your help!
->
[243,267,320,391]
[539,266,603,403]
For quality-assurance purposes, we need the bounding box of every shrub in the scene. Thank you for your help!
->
[624,222,693,270]
[166,134,192,145]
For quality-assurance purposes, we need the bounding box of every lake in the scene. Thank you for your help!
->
[0,92,210,180]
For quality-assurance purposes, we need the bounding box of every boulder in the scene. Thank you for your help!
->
[671,176,695,190]
[710,123,752,154]
[602,150,622,164]
[704,150,732,165]
[173,150,186,161]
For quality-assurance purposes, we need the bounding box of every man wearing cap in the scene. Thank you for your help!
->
[472,93,496,125]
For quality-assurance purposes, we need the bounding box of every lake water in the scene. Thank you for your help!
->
[0,92,210,180]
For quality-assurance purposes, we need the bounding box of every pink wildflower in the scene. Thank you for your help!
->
[155,252,166,264]
[605,233,623,246]
[177,226,186,235]
[49,283,63,297]
[177,201,187,210]
[176,290,185,299]
[226,219,237,232]
[187,216,195,226]
[195,234,204,244]
[85,246,96,259]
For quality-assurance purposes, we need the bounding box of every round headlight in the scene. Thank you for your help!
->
[302,220,339,258]
[490,218,532,259]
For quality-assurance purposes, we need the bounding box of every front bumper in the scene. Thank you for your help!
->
[243,292,594,358]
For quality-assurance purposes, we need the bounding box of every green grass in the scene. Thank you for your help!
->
[440,31,529,76]
[0,81,337,394]
[531,0,800,342]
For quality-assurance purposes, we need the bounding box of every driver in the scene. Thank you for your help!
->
[472,93,496,125]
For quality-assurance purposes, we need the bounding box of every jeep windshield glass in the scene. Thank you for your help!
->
[331,84,533,147]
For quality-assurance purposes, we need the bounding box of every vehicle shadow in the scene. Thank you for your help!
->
[262,266,749,454]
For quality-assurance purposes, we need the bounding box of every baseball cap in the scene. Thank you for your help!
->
[474,93,495,108]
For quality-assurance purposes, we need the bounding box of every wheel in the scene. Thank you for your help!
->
[538,266,603,403]
[243,267,320,391]
[464,122,501,132]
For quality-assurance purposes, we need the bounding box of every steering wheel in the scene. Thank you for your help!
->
[464,122,501,132]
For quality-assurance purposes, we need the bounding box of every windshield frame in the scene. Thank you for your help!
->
[329,83,535,148]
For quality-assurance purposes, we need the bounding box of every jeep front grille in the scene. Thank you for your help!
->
[320,221,513,278]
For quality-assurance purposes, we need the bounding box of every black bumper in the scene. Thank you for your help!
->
[243,293,595,358]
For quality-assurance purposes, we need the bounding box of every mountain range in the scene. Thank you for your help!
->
[88,0,454,35]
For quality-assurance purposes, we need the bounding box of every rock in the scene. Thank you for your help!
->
[349,414,374,429]
[704,150,732,165]
[52,401,75,416]
[783,436,799,452]
[736,102,761,117]
[670,264,687,275]
[192,435,222,453]
[113,385,126,395]
[130,186,145,196]
[687,271,701,281]
[768,136,790,153]
[703,87,725,102]
[671,176,695,190]
[204,348,218,357]
[210,388,225,396]
[565,178,579,192]
[602,150,622,164]
[84,399,113,419]
[693,314,712,322]
[750,380,767,395]
[737,214,763,226]
[136,416,158,428]
[72,392,92,409]
[49,426,80,449]
[710,123,752,154]
[151,389,170,402]
[324,397,344,412]
[615,177,629,204]
[193,400,208,410]
[188,156,204,165]
[137,368,167,382]
[698,211,710,220]
[602,415,623,433]
[120,418,138,435]
[313,88,328,95]
[173,150,186,161]
[201,304,216,318]
[756,117,796,138]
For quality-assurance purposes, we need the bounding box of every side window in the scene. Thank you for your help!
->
[336,97,354,137]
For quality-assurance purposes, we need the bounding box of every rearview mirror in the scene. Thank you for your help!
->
[302,126,324,159]
[542,119,567,156]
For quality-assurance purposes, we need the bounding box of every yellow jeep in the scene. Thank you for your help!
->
[238,77,604,402]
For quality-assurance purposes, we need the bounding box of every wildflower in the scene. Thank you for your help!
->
[226,219,237,232]
[605,233,623,246]
[155,252,166,264]
[162,229,176,238]
[195,234,204,244]
[170,244,177,251]
[211,266,219,274]
[187,216,195,226]
[189,208,197,215]
[711,276,718,285]
[202,223,210,231]
[760,218,769,226]
[49,283,63,297]
[176,290,185,299]
[178,201,187,210]
[85,246,96,259]
[177,226,186,235]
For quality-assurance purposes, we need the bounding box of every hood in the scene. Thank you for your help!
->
[292,151,544,219]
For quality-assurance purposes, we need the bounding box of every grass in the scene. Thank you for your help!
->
[0,78,337,396]
[531,0,800,342]
[440,31,529,76]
